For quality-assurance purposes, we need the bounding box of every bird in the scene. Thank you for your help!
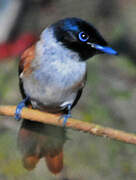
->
[15,17,118,174]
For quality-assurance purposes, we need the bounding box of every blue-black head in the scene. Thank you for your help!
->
[51,17,118,60]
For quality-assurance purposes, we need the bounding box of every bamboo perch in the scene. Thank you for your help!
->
[0,105,136,145]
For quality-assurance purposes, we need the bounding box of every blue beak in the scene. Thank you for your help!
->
[87,42,118,55]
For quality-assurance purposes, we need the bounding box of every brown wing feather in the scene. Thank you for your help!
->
[19,45,36,98]
[19,45,36,76]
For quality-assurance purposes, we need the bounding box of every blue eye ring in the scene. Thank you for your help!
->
[78,32,89,42]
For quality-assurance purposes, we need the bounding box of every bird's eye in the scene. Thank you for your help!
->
[78,32,89,42]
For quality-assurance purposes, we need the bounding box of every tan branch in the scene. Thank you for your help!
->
[0,105,136,145]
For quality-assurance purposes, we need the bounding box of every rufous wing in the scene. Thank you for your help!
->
[19,44,36,77]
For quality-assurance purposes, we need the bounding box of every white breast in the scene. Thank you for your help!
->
[22,28,87,110]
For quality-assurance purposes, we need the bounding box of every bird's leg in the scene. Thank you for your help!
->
[61,104,72,126]
[15,96,29,121]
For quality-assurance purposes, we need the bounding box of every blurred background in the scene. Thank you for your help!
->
[0,0,136,179]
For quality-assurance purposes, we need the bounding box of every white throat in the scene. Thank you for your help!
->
[36,27,82,63]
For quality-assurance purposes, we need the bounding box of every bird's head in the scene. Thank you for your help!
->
[50,17,118,60]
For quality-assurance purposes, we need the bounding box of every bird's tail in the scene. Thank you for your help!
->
[45,148,63,174]
[18,119,66,174]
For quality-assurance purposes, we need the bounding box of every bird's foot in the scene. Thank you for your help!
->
[15,96,29,121]
[62,113,72,126]
[60,104,72,126]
